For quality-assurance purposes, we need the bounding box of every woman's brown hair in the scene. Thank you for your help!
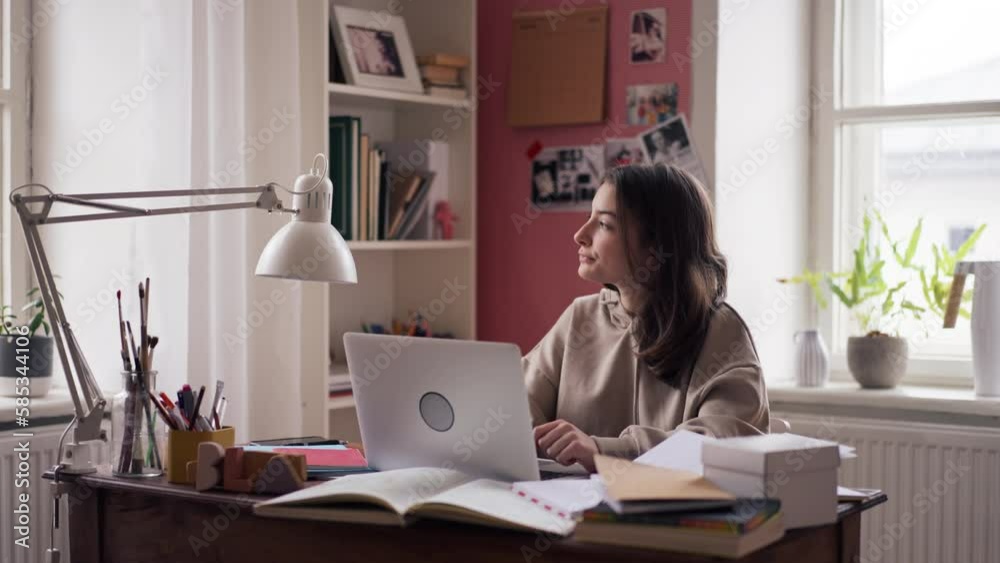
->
[603,163,727,386]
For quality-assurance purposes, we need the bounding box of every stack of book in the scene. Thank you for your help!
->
[328,368,351,397]
[417,53,469,100]
[573,498,784,559]
[328,117,443,241]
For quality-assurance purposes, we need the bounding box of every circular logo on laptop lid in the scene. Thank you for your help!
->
[419,392,454,432]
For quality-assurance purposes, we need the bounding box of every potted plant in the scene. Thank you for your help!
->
[782,213,965,388]
[0,287,57,398]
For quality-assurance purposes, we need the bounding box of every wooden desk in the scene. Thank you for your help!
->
[47,467,886,563]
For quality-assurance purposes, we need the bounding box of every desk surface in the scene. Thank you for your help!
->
[49,466,887,563]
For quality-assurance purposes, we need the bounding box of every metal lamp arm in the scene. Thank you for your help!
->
[9,183,292,446]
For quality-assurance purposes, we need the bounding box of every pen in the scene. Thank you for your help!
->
[188,385,205,431]
[181,385,194,419]
[217,397,228,428]
[160,392,190,429]
[148,391,178,430]
[209,381,225,431]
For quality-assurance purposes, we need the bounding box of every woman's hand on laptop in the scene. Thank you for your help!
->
[533,419,598,472]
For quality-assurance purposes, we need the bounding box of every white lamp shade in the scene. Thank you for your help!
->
[255,220,357,283]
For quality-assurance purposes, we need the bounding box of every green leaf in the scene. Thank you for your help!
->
[902,218,923,267]
[828,280,853,308]
[20,298,42,312]
[901,300,925,313]
[28,313,42,335]
[959,308,972,320]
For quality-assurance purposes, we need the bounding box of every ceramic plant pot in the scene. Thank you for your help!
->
[847,335,908,389]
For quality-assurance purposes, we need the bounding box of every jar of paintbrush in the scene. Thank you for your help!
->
[111,369,165,477]
[110,279,164,477]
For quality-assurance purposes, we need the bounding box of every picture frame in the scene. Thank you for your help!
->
[330,5,423,93]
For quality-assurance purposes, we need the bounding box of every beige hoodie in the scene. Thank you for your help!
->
[522,288,769,458]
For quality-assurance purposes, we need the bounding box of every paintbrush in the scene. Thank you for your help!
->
[116,290,131,372]
[138,283,147,372]
[126,321,141,375]
[148,335,159,373]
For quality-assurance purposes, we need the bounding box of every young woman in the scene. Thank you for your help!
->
[523,164,769,472]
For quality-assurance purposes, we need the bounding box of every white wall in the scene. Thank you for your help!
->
[696,0,813,383]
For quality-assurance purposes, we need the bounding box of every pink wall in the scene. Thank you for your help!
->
[477,0,693,351]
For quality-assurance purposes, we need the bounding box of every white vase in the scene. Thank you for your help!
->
[794,330,829,387]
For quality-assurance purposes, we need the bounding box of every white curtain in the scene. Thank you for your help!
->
[34,0,323,441]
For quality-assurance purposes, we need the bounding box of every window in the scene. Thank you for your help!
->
[0,0,30,306]
[813,0,1000,383]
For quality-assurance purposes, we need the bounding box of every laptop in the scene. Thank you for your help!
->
[343,333,547,482]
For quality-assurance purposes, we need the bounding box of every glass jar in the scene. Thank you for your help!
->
[111,370,165,477]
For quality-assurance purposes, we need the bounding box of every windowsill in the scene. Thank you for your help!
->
[768,378,1000,425]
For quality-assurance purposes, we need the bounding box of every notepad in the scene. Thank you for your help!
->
[243,445,367,468]
[255,467,576,535]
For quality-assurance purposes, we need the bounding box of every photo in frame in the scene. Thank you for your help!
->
[330,5,423,93]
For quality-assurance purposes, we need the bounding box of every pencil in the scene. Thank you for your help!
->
[188,386,205,431]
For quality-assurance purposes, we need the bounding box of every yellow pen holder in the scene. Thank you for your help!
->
[166,426,236,484]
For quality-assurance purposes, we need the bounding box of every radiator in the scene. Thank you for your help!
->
[1,422,108,563]
[775,412,1000,563]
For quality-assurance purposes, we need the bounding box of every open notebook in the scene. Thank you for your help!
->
[254,467,576,536]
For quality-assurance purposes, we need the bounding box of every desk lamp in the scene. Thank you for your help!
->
[9,153,356,475]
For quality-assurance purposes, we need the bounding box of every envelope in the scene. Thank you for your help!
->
[595,454,736,502]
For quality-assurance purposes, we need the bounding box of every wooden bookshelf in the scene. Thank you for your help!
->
[317,0,478,441]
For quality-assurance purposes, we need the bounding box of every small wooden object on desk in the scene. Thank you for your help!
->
[223,447,306,494]
[166,426,236,484]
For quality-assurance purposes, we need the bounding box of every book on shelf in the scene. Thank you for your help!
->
[378,140,449,240]
[328,116,358,239]
[254,467,575,535]
[326,119,454,241]
[419,64,462,85]
[424,85,468,100]
[417,53,470,68]
[385,171,434,239]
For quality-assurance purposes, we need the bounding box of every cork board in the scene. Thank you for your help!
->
[507,6,608,127]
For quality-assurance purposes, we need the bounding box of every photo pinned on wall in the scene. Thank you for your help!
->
[638,115,710,188]
[605,138,647,170]
[629,8,667,64]
[626,83,678,126]
[531,145,605,212]
[330,5,423,93]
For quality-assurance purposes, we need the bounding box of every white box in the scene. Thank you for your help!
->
[702,433,841,529]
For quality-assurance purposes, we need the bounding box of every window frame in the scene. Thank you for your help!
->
[0,0,31,309]
[811,0,1000,387]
